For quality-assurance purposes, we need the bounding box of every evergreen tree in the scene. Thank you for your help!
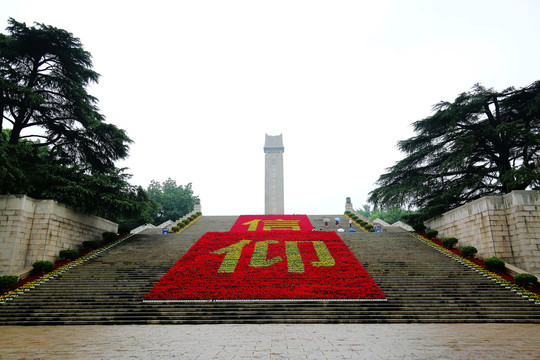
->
[369,81,540,220]
[0,18,130,173]
[0,19,155,223]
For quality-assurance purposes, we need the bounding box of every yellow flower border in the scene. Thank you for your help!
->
[344,214,370,233]
[409,232,540,304]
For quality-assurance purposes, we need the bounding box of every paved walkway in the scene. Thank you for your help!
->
[1,324,539,359]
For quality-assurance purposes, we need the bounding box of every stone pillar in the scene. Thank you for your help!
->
[345,197,353,212]
[194,198,201,213]
[264,134,285,214]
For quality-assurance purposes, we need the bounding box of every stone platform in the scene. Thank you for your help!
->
[1,323,539,359]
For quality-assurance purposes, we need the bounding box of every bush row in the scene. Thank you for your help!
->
[424,228,539,288]
[344,211,374,232]
[171,212,202,233]
[0,231,123,292]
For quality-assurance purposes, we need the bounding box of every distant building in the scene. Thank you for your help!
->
[264,134,284,214]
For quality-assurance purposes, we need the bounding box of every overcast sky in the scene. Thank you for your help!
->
[2,0,540,215]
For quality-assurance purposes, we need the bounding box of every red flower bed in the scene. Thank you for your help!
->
[144,231,385,301]
[230,215,313,232]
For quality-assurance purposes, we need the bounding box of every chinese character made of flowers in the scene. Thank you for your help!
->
[230,215,313,231]
[212,239,335,273]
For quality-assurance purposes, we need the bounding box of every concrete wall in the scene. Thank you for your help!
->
[424,190,540,276]
[0,195,117,275]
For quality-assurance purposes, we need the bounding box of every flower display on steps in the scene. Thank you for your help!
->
[144,228,386,301]
[230,214,313,232]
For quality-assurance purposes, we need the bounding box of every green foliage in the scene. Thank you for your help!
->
[117,225,130,235]
[32,261,54,273]
[0,20,156,224]
[514,273,538,286]
[182,219,190,225]
[0,18,130,171]
[425,229,438,238]
[442,237,458,249]
[0,275,18,290]
[196,212,202,216]
[460,246,478,258]
[412,223,427,233]
[147,179,196,225]
[59,249,79,260]
[369,81,540,221]
[102,232,117,243]
[484,257,505,271]
[82,240,100,250]
[365,224,374,231]
[171,226,180,233]
[356,204,416,227]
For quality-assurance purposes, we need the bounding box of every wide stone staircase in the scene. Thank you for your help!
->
[0,215,539,324]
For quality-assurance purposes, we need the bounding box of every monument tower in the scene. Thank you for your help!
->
[264,134,285,214]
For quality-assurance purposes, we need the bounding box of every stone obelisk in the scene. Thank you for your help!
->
[264,134,284,214]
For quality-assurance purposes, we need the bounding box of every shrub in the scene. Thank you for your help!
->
[344,210,351,215]
[32,261,54,273]
[484,257,505,272]
[351,215,358,220]
[365,224,373,231]
[182,219,190,225]
[102,232,117,243]
[171,226,180,233]
[442,237,458,249]
[82,240,100,250]
[59,249,79,260]
[177,222,185,228]
[514,273,538,286]
[460,246,478,258]
[413,223,426,233]
[0,275,18,290]
[196,211,202,216]
[425,229,438,239]
[117,225,130,235]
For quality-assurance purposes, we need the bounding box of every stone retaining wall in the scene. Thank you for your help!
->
[424,190,540,276]
[0,195,117,275]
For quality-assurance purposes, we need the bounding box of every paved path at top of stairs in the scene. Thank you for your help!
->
[0,215,539,325]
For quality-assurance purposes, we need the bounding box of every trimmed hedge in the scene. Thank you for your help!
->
[102,232,117,243]
[442,237,458,249]
[82,240,100,250]
[460,246,478,258]
[425,229,438,239]
[514,273,538,286]
[484,257,505,272]
[59,249,79,260]
[118,225,130,235]
[0,275,18,290]
[32,261,54,273]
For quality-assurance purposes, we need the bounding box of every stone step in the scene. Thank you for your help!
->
[1,215,539,324]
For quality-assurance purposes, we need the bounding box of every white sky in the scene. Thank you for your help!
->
[2,0,540,215]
